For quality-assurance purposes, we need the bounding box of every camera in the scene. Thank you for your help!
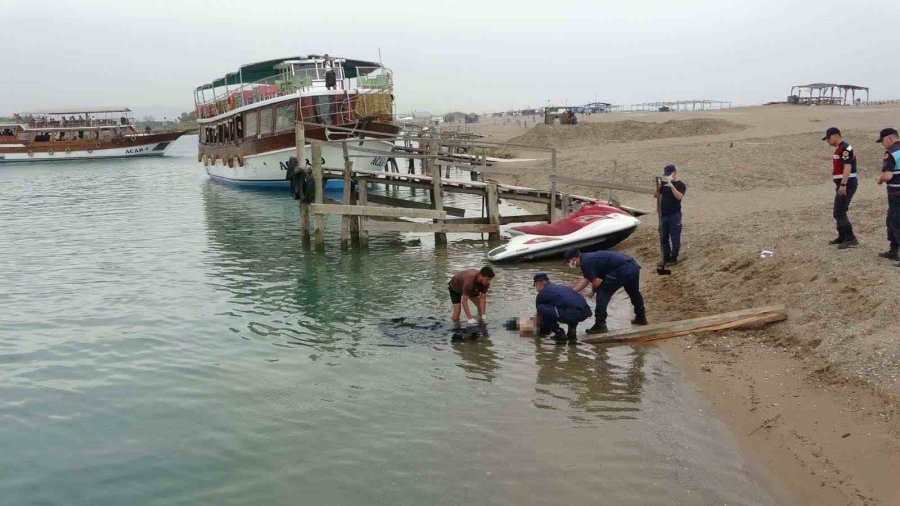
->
[656,176,669,190]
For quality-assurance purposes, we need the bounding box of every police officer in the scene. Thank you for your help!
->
[654,164,687,264]
[533,273,593,342]
[563,248,647,334]
[823,127,859,248]
[875,128,900,263]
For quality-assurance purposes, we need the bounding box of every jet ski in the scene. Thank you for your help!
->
[487,202,639,263]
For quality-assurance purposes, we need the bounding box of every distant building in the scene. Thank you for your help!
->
[443,111,466,123]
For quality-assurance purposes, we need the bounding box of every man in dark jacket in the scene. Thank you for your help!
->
[653,164,687,264]
[564,249,647,334]
[533,273,592,342]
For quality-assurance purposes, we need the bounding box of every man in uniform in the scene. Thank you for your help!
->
[654,164,687,264]
[448,266,495,325]
[823,127,859,248]
[875,128,900,263]
[532,273,592,342]
[563,249,647,334]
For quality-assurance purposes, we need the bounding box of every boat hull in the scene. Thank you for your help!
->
[0,131,185,163]
[203,139,394,188]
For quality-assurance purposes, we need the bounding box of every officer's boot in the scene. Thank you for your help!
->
[631,312,648,326]
[551,326,568,343]
[585,321,608,335]
[878,245,900,260]
[828,227,844,245]
[566,324,578,341]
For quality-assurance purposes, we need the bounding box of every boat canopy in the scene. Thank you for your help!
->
[18,107,132,115]
[196,56,382,91]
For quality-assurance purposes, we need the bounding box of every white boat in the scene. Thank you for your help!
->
[194,55,399,189]
[487,202,640,263]
[0,108,185,163]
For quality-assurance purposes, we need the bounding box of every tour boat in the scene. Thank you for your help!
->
[0,108,185,162]
[194,55,399,189]
[487,202,640,263]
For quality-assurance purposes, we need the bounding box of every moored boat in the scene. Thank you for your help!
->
[0,108,185,163]
[487,202,640,263]
[194,55,399,189]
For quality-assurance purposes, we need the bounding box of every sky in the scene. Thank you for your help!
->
[1,0,897,118]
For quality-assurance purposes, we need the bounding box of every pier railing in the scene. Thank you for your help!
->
[289,121,653,249]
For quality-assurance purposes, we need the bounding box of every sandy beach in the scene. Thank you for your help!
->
[468,104,900,505]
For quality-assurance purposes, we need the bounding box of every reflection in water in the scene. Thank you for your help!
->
[451,337,499,383]
[533,340,645,422]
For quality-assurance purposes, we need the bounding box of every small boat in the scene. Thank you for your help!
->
[487,202,639,263]
[193,55,399,190]
[0,108,185,163]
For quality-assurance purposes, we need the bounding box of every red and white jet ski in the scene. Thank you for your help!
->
[487,202,639,263]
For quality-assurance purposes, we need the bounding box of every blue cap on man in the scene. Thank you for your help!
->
[562,248,580,263]
[532,273,550,285]
[663,164,676,176]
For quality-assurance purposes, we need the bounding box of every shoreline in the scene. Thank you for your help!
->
[471,104,900,504]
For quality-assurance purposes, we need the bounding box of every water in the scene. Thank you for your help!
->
[0,136,784,505]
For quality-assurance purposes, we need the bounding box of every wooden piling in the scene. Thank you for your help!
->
[425,138,447,245]
[485,180,501,243]
[357,177,369,247]
[295,123,310,243]
[549,148,558,221]
[311,142,325,247]
[340,142,353,249]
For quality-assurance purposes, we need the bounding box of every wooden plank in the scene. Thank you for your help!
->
[551,175,656,195]
[363,221,499,233]
[450,213,549,225]
[581,306,787,344]
[310,204,448,219]
[363,193,466,217]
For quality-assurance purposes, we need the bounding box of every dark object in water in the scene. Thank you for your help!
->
[378,316,485,343]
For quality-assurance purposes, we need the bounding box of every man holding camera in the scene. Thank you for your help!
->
[654,164,687,265]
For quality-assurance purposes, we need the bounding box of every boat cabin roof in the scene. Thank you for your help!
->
[18,107,132,116]
[196,55,381,91]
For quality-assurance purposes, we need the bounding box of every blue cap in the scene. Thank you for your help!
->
[562,248,580,262]
[532,273,550,285]
[822,127,840,140]
[663,164,676,176]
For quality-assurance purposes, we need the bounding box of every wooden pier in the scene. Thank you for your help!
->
[291,121,652,249]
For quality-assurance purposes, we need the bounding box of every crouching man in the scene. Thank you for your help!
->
[563,248,647,334]
[533,273,592,342]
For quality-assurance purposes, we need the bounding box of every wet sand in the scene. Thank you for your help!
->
[465,104,900,505]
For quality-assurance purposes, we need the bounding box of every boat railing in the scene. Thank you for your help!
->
[195,67,393,120]
[21,118,128,129]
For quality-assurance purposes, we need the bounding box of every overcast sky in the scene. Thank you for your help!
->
[1,0,897,118]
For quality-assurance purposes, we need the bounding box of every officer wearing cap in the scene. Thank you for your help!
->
[823,127,859,248]
[653,164,687,264]
[563,249,647,334]
[533,273,592,342]
[875,128,900,264]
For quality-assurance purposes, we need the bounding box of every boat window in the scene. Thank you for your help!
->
[244,111,258,138]
[235,115,243,139]
[275,102,296,132]
[259,107,273,135]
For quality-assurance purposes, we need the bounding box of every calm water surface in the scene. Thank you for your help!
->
[0,136,784,505]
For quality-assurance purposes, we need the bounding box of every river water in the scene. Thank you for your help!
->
[0,136,785,505]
